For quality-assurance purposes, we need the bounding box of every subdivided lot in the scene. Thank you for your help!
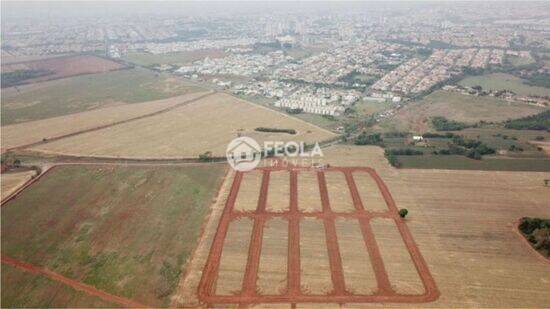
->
[458,73,550,97]
[1,68,204,125]
[381,90,545,133]
[1,164,226,307]
[0,170,37,200]
[322,146,550,308]
[1,91,209,150]
[31,93,336,158]
[1,55,126,86]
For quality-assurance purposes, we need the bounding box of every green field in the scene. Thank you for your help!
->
[383,90,545,132]
[1,264,116,307]
[123,50,226,67]
[1,164,226,307]
[397,155,550,171]
[458,73,550,97]
[1,68,204,125]
[507,55,536,67]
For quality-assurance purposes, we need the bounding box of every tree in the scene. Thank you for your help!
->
[399,208,409,218]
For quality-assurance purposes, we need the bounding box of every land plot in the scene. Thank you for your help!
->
[1,164,226,307]
[297,171,323,212]
[266,171,290,212]
[1,91,208,150]
[214,218,254,295]
[335,218,377,295]
[353,171,389,212]
[324,171,355,213]
[299,217,333,295]
[257,218,289,295]
[31,93,335,158]
[1,68,204,125]
[234,171,263,212]
[1,170,37,200]
[371,218,427,295]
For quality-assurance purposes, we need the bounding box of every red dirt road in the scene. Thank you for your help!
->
[1,255,145,308]
[198,164,440,306]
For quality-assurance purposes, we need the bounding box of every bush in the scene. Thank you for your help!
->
[385,148,424,156]
[255,127,296,135]
[354,132,383,146]
[504,110,550,131]
[399,209,409,218]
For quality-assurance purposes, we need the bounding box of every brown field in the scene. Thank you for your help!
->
[174,145,550,308]
[234,171,263,212]
[266,171,290,212]
[335,218,377,295]
[1,91,209,150]
[300,218,333,295]
[354,171,389,212]
[257,218,289,295]
[371,218,425,295]
[2,55,126,84]
[30,93,336,158]
[297,171,323,212]
[324,171,355,213]
[0,170,36,200]
[214,218,254,295]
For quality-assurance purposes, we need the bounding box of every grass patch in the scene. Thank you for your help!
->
[396,155,550,171]
[1,164,226,307]
[458,73,550,97]
[1,68,204,125]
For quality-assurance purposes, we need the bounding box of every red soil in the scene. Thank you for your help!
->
[197,164,440,306]
[1,255,145,307]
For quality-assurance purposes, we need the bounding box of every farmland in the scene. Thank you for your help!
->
[173,145,550,307]
[381,90,545,133]
[1,164,226,307]
[0,170,37,199]
[458,73,550,97]
[1,68,205,125]
[1,55,126,87]
[1,91,210,150]
[30,93,336,158]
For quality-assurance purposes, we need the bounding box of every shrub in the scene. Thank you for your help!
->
[399,209,409,218]
[354,132,383,146]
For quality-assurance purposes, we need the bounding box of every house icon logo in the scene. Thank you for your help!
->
[226,136,262,171]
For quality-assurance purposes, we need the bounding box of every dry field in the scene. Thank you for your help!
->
[1,91,209,150]
[30,93,336,158]
[0,170,37,200]
[173,145,550,308]
[2,55,126,84]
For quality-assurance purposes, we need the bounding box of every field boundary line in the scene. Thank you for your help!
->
[0,166,56,206]
[7,91,216,152]
[1,255,146,308]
